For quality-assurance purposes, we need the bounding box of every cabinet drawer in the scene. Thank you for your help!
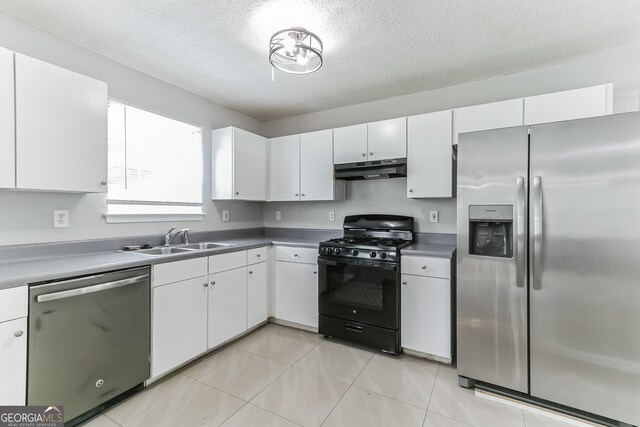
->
[209,250,247,273]
[0,286,28,323]
[276,246,318,264]
[401,256,450,279]
[153,257,208,287]
[247,247,267,265]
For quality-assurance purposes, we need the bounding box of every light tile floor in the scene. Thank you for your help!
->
[81,323,598,427]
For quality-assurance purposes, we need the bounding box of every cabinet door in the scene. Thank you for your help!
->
[234,128,267,200]
[15,54,108,192]
[524,84,613,125]
[333,124,367,164]
[367,117,407,160]
[208,267,247,348]
[152,278,208,378]
[0,48,14,189]
[275,262,318,328]
[407,111,453,198]
[0,317,27,405]
[453,98,523,145]
[300,129,335,201]
[269,135,300,201]
[247,262,268,328]
[401,274,451,361]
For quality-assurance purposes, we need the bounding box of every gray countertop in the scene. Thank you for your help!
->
[401,242,457,258]
[0,231,456,290]
[0,235,321,290]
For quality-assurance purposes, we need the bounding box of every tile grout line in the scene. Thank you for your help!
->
[318,350,375,426]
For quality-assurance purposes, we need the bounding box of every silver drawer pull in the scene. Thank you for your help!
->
[256,254,261,258]
[14,330,23,337]
[36,275,148,303]
[361,153,366,157]
[313,271,318,275]
[369,152,373,156]
[421,265,427,269]
[203,283,209,287]
[294,254,299,257]
[402,281,407,285]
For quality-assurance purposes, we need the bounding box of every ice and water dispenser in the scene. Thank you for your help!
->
[468,205,513,258]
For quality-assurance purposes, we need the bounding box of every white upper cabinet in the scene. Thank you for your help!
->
[0,48,14,189]
[212,127,267,201]
[453,98,524,145]
[333,124,367,164]
[367,117,407,160]
[269,134,300,201]
[270,132,344,201]
[300,129,338,201]
[15,54,108,192]
[524,84,613,125]
[407,110,453,198]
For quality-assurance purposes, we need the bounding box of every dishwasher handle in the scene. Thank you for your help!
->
[36,274,149,303]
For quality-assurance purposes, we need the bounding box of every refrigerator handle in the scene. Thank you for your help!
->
[516,176,526,288]
[532,176,543,290]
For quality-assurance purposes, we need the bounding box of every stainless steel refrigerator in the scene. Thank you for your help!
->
[456,112,640,426]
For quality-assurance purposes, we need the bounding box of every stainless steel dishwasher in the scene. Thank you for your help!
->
[28,266,150,424]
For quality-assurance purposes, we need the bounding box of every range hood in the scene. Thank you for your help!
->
[335,158,407,180]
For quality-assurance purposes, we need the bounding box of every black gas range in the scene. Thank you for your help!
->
[317,214,414,354]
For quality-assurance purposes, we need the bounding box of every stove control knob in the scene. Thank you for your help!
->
[351,249,359,256]
[334,248,341,255]
[327,247,334,255]
[370,251,377,258]
[379,252,387,259]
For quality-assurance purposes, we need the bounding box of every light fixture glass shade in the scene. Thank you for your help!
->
[269,27,323,74]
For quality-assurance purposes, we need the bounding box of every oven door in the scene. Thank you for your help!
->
[318,256,399,329]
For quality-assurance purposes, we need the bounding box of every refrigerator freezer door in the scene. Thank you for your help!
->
[530,112,640,425]
[457,126,529,392]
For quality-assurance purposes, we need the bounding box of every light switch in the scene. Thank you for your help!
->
[222,210,229,222]
[275,211,281,221]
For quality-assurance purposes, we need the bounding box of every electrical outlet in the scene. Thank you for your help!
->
[329,210,335,221]
[53,210,69,228]
[275,211,281,221]
[222,210,229,222]
[430,210,439,223]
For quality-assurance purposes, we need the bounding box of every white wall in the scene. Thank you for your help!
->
[0,13,264,246]
[261,44,640,232]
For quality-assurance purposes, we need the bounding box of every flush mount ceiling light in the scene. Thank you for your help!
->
[269,27,323,74]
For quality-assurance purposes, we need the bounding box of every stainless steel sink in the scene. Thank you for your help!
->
[135,247,194,256]
[179,242,237,250]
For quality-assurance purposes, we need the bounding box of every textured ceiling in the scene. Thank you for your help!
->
[1,0,640,120]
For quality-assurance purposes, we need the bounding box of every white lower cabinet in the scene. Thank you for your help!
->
[151,277,208,378]
[247,262,268,328]
[208,267,248,349]
[275,260,318,328]
[401,255,453,363]
[0,317,27,405]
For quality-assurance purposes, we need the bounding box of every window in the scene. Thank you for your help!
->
[105,101,205,222]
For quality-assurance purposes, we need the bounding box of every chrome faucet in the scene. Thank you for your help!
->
[175,228,191,245]
[164,226,177,246]
[165,227,191,246]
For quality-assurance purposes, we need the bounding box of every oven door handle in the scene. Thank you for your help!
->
[317,256,397,271]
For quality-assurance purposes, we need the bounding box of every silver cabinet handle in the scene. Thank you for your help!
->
[301,193,306,197]
[211,281,215,286]
[235,191,239,195]
[249,270,253,275]
[203,283,209,287]
[14,330,23,337]
[295,193,299,197]
[37,274,148,303]
[515,176,526,288]
[421,265,427,269]
[532,176,543,291]
[361,153,366,157]
[402,281,407,285]
[409,188,413,193]
[313,271,318,275]
[369,152,373,156]
[100,180,107,186]
[294,254,299,257]
[256,254,261,258]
